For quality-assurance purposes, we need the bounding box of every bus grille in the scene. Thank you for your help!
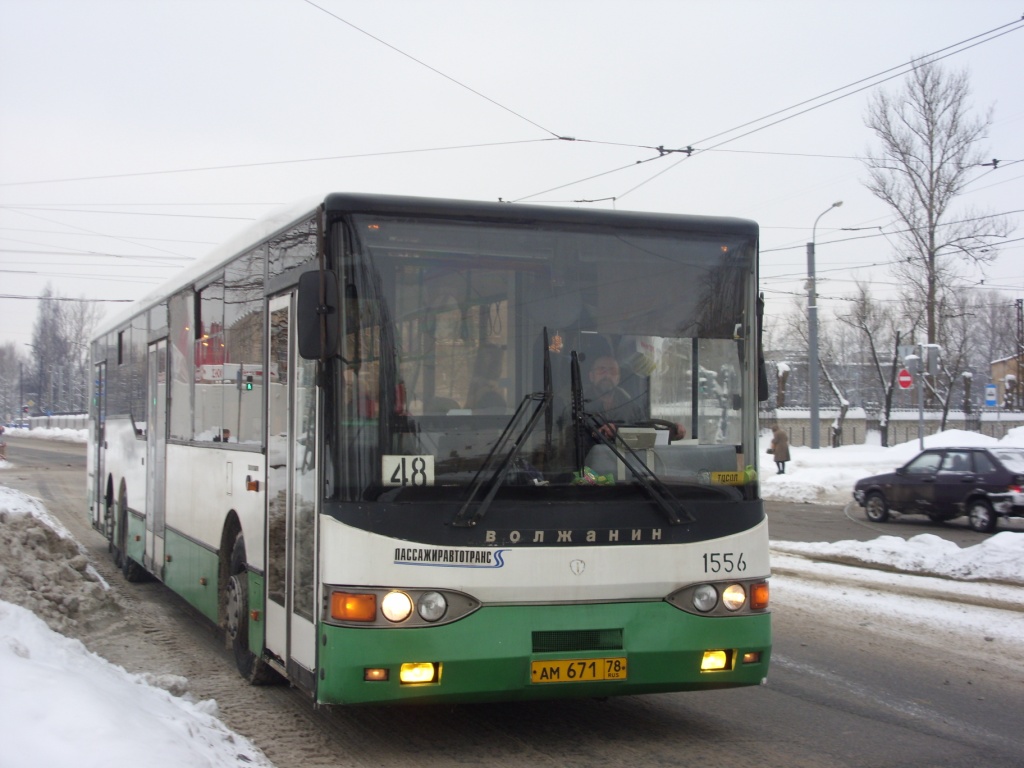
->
[532,629,623,653]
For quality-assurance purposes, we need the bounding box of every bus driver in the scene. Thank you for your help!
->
[587,355,686,442]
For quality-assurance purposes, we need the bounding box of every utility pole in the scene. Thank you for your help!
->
[807,201,842,449]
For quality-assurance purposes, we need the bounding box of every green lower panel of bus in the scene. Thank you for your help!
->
[162,529,220,623]
[316,602,771,705]
[124,511,146,567]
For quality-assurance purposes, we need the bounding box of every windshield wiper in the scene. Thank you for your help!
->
[452,328,554,528]
[451,391,550,528]
[570,349,694,526]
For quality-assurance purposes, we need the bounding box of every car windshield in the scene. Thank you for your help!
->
[991,448,1024,473]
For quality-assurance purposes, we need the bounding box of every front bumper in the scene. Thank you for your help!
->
[315,600,771,705]
[990,492,1024,517]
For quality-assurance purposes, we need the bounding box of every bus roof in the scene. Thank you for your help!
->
[324,193,758,236]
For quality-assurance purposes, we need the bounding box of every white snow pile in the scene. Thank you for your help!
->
[759,426,1024,505]
[2,425,87,444]
[0,486,122,635]
[0,602,273,767]
[774,531,1024,585]
[0,485,274,767]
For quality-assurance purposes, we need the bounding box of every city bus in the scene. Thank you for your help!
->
[87,193,771,705]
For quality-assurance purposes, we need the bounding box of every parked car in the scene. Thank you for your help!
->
[853,446,1024,533]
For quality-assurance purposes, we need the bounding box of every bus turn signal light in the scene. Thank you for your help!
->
[750,582,770,610]
[330,592,376,622]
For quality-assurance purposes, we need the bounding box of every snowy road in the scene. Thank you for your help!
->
[3,436,1023,766]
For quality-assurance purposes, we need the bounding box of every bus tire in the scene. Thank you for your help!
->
[107,483,120,569]
[227,533,277,685]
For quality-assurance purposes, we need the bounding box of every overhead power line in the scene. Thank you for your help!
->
[0,138,555,188]
[513,15,1024,203]
[0,294,134,303]
[297,0,567,140]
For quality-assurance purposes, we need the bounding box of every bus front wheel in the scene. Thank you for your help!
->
[226,533,277,685]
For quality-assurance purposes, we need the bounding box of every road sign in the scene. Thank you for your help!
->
[897,369,914,389]
[985,383,997,407]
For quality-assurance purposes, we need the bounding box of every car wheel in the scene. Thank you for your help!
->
[864,492,889,523]
[967,500,997,533]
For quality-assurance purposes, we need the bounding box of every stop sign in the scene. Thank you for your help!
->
[897,369,914,389]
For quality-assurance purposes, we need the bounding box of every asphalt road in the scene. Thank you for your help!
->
[4,436,1023,767]
[766,497,1024,546]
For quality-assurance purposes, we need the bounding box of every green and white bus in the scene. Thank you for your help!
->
[88,193,771,705]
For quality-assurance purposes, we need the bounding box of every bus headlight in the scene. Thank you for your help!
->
[324,586,480,627]
[381,591,413,622]
[665,579,770,616]
[692,584,718,612]
[417,591,447,622]
[722,584,746,611]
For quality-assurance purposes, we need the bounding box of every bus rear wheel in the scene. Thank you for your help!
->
[226,533,278,685]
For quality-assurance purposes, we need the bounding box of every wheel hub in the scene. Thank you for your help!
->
[226,574,247,640]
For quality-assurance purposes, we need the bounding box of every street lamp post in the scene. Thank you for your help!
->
[807,201,842,449]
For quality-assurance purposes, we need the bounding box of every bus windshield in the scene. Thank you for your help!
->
[328,214,758,503]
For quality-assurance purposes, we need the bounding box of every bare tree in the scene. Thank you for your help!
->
[837,283,903,446]
[863,58,1012,402]
[0,341,27,423]
[782,304,852,442]
[930,290,974,430]
[27,284,103,414]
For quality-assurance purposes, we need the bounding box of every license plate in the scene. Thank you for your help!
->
[530,657,627,684]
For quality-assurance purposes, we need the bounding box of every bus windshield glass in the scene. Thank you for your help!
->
[330,214,758,502]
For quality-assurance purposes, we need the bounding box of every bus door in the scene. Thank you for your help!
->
[265,293,318,681]
[145,339,168,576]
[92,361,106,534]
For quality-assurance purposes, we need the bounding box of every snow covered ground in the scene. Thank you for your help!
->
[1,426,1023,767]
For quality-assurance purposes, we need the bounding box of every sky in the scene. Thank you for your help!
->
[1,1,1022,356]
[2,425,1024,765]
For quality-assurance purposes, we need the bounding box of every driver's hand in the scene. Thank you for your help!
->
[669,423,686,441]
[596,423,617,439]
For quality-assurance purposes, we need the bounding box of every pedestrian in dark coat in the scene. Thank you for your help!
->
[769,425,790,474]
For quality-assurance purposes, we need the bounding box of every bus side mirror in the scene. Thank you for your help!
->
[297,270,339,359]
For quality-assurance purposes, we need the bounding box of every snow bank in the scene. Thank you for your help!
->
[0,487,121,636]
[760,427,1024,505]
[3,426,87,444]
[0,487,274,767]
[774,531,1024,585]
[0,602,273,768]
